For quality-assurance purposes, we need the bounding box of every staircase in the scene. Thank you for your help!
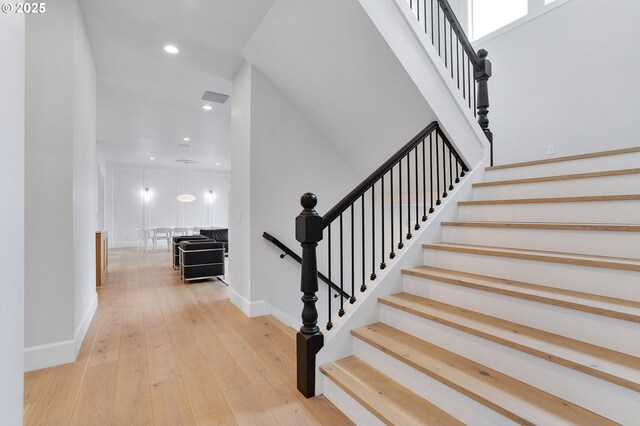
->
[320,147,640,425]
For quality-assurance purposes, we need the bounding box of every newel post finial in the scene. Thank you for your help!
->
[295,192,324,398]
[475,48,494,165]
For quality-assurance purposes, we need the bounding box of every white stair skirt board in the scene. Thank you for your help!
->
[422,248,640,302]
[485,149,640,181]
[24,292,98,372]
[378,305,638,425]
[352,338,514,426]
[458,198,640,223]
[321,377,386,426]
[401,275,640,356]
[473,171,640,200]
[442,225,640,258]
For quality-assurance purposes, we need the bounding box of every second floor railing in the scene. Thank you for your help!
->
[294,122,469,397]
[406,0,494,165]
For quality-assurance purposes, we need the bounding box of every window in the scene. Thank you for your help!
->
[470,0,528,40]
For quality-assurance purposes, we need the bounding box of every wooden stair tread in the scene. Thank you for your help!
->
[379,293,640,392]
[403,266,640,322]
[320,356,463,426]
[352,323,616,425]
[423,242,640,272]
[441,221,640,232]
[485,147,640,171]
[474,168,640,187]
[459,194,640,205]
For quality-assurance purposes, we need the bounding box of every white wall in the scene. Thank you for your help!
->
[0,12,25,426]
[73,3,98,350]
[228,63,359,326]
[475,0,640,164]
[24,0,97,371]
[106,164,230,246]
[229,63,253,305]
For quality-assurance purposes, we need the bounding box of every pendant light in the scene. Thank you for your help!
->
[176,158,197,203]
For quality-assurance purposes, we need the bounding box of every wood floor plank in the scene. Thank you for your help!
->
[223,384,279,426]
[150,377,196,426]
[24,248,348,425]
[69,361,118,425]
[112,348,154,426]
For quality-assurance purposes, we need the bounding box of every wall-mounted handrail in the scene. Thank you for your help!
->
[262,232,350,299]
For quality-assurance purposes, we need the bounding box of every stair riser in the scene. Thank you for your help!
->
[458,200,640,223]
[423,249,640,301]
[473,173,640,200]
[442,226,640,258]
[486,152,640,180]
[378,305,638,425]
[402,275,640,356]
[351,338,516,426]
[321,378,386,426]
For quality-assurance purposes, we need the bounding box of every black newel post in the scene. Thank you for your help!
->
[295,192,324,398]
[475,48,493,166]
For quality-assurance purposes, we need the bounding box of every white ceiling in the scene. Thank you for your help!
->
[79,0,274,170]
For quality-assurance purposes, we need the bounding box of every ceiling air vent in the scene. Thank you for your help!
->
[175,159,198,164]
[201,91,229,104]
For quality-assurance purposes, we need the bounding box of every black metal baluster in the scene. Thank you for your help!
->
[380,174,386,270]
[456,40,460,90]
[436,133,441,205]
[462,51,466,100]
[416,0,420,24]
[422,140,427,221]
[350,205,355,303]
[423,0,427,34]
[414,147,420,230]
[406,154,412,240]
[473,63,477,117]
[437,4,441,56]
[442,135,448,198]
[430,0,434,43]
[450,23,454,79]
[339,214,344,316]
[398,160,404,249]
[361,194,366,292]
[326,224,332,330]
[449,148,454,190]
[443,18,447,67]
[390,167,395,259]
[429,133,435,213]
[455,156,460,183]
[370,185,376,281]
[468,57,472,109]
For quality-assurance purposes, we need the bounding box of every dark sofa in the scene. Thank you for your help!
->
[199,228,228,253]
[172,234,208,268]
[178,241,225,281]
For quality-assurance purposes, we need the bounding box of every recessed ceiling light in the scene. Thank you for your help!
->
[215,162,221,166]
[163,44,179,54]
[183,137,190,141]
[202,105,213,111]
[149,157,155,160]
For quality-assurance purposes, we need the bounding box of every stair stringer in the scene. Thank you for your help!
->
[314,158,488,396]
[359,0,489,168]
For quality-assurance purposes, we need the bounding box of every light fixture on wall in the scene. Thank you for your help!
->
[206,190,215,203]
[143,187,151,202]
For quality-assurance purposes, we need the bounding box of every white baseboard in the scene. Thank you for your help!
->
[24,292,97,372]
[227,286,301,330]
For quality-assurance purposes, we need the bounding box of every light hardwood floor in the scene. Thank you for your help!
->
[24,248,352,426]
